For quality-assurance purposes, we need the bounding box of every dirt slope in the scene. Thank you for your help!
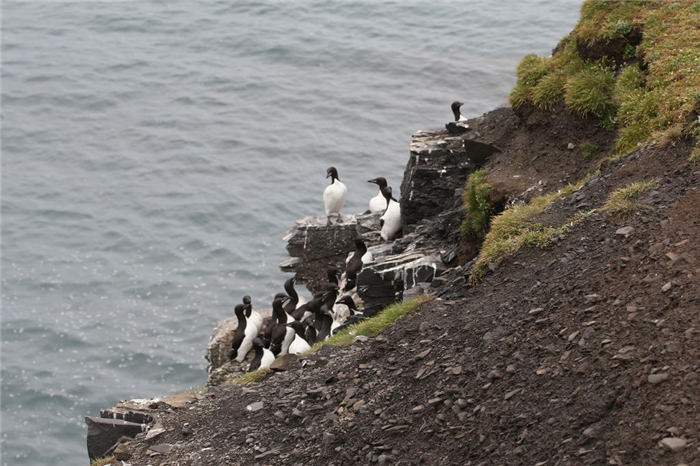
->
[118,107,699,465]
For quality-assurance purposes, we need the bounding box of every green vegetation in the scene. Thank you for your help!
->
[235,368,273,385]
[469,174,596,284]
[90,456,116,466]
[462,170,495,240]
[602,180,659,217]
[308,296,431,353]
[580,142,598,160]
[564,64,617,118]
[509,0,700,157]
[235,297,431,385]
[690,147,700,163]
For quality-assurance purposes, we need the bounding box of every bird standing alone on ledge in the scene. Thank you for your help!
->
[323,166,348,226]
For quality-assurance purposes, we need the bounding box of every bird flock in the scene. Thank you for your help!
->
[230,167,402,372]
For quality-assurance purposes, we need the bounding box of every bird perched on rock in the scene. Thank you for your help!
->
[344,238,367,291]
[248,338,275,371]
[242,295,263,336]
[367,177,389,213]
[380,186,402,241]
[263,294,292,347]
[283,277,307,315]
[323,167,348,226]
[230,303,258,363]
[271,321,311,356]
[451,101,469,122]
[331,294,363,335]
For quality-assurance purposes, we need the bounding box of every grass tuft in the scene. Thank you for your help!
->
[235,368,273,386]
[90,457,116,466]
[510,1,700,156]
[601,180,659,217]
[308,296,431,354]
[564,65,617,118]
[580,142,598,160]
[690,145,700,163]
[469,174,596,284]
[462,170,495,239]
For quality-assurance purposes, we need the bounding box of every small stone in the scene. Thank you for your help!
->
[412,405,425,413]
[659,437,686,452]
[246,401,264,412]
[451,366,463,375]
[416,348,432,359]
[487,370,502,380]
[567,142,576,150]
[181,423,192,436]
[506,364,516,373]
[427,397,443,406]
[145,424,166,440]
[419,322,430,334]
[615,226,635,237]
[662,282,672,292]
[529,308,544,315]
[113,443,131,461]
[148,444,172,455]
[378,454,389,465]
[666,252,681,263]
[648,373,669,384]
[352,400,366,411]
[269,353,301,372]
[504,389,521,400]
[292,408,303,418]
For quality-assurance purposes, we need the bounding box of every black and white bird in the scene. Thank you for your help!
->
[331,294,363,334]
[367,177,389,213]
[248,338,275,372]
[263,294,292,347]
[344,238,367,292]
[242,295,263,337]
[283,277,307,315]
[380,186,402,241]
[291,291,325,322]
[451,101,469,122]
[323,167,348,226]
[230,303,258,363]
[272,321,311,356]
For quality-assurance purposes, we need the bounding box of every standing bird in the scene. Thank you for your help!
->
[263,294,292,347]
[248,338,275,372]
[451,101,469,122]
[380,186,402,241]
[323,167,348,226]
[331,294,363,334]
[271,321,311,356]
[283,277,307,315]
[344,238,367,291]
[242,295,263,336]
[367,177,389,213]
[230,303,258,363]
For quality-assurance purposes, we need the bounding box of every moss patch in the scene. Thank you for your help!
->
[462,170,495,239]
[469,174,596,284]
[602,180,659,217]
[235,368,273,386]
[580,142,598,160]
[510,0,700,156]
[308,296,431,354]
[90,456,116,466]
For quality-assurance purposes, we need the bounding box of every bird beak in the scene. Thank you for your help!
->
[368,179,377,184]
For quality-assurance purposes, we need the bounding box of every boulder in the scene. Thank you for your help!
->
[85,416,146,460]
[205,317,237,371]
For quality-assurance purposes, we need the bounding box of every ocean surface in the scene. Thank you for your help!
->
[1,2,581,464]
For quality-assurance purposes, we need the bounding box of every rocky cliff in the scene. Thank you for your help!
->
[86,2,700,464]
